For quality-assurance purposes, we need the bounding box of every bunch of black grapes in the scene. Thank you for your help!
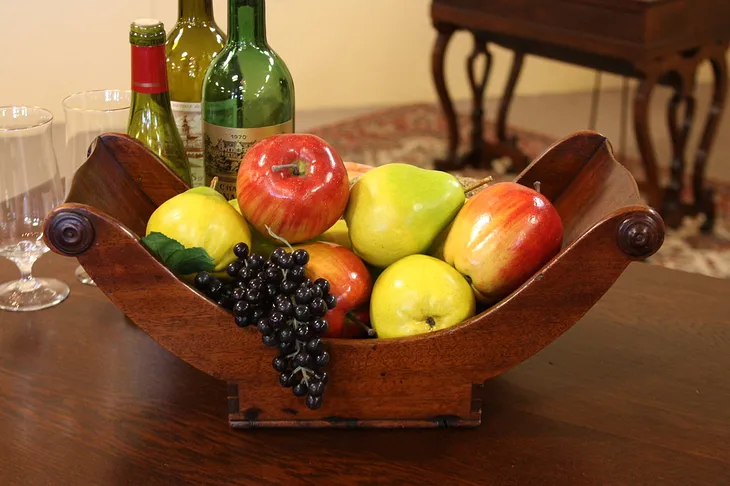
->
[193,243,335,410]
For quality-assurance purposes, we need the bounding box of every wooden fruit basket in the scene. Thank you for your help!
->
[42,130,665,428]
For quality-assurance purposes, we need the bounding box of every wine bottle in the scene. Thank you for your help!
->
[202,0,295,200]
[166,0,226,188]
[127,18,192,185]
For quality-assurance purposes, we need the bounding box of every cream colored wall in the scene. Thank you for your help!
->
[2,0,625,118]
[152,0,612,110]
[0,0,662,185]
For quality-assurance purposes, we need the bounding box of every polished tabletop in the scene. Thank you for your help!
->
[1,254,729,485]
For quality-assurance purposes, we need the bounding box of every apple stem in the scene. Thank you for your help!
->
[265,225,294,253]
[271,163,301,176]
[346,312,377,338]
[463,176,494,195]
[534,181,541,194]
[209,176,219,190]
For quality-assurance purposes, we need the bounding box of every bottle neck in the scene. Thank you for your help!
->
[130,43,170,96]
[229,0,266,45]
[179,0,214,22]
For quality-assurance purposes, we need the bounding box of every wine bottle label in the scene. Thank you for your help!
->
[203,119,294,200]
[131,45,168,94]
[171,101,205,187]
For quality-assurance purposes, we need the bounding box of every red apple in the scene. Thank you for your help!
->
[442,181,563,305]
[236,134,349,244]
[292,241,373,338]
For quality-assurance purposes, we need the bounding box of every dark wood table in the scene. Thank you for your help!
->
[1,254,729,485]
[431,0,730,233]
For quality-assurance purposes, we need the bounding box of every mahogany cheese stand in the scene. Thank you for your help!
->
[42,130,665,428]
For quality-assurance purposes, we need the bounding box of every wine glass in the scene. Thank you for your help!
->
[62,89,131,286]
[0,106,70,312]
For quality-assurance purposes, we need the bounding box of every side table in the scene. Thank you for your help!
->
[431,0,730,232]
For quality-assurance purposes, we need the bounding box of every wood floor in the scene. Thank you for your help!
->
[297,82,730,182]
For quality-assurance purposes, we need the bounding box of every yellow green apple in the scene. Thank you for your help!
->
[370,254,475,339]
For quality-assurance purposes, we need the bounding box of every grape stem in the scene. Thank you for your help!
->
[293,366,311,385]
[265,225,294,252]
[287,341,302,358]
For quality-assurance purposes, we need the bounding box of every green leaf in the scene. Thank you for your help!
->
[141,232,215,275]
[141,232,185,261]
[166,247,215,275]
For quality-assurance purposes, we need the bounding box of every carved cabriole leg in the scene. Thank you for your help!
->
[693,45,728,233]
[633,73,663,210]
[664,74,697,229]
[431,22,460,170]
[465,31,493,167]
[497,49,528,172]
[633,43,728,233]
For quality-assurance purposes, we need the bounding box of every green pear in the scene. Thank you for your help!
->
[344,163,465,268]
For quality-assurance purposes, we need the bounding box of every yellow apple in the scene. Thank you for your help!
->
[146,187,252,274]
[370,254,476,339]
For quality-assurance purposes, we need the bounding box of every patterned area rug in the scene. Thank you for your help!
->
[309,103,730,280]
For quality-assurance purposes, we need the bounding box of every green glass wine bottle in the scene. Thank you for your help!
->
[127,18,192,185]
[201,0,295,200]
[166,0,226,187]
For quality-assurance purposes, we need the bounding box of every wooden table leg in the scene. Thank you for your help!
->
[664,82,696,229]
[632,75,664,211]
[692,45,728,233]
[633,42,728,233]
[431,22,460,169]
[462,31,493,168]
[496,50,530,172]
[433,27,530,173]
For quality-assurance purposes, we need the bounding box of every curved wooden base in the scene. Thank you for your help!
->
[43,130,664,428]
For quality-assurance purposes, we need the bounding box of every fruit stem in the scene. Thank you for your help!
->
[266,225,294,252]
[346,312,377,337]
[534,181,541,194]
[463,176,494,194]
[293,365,311,385]
[209,176,219,190]
[271,163,301,176]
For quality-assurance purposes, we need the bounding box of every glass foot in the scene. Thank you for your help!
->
[75,265,97,286]
[0,278,70,312]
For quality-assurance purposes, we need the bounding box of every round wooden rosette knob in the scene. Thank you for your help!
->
[617,209,665,259]
[46,210,95,256]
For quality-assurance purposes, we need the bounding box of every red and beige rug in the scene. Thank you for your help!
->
[309,103,730,280]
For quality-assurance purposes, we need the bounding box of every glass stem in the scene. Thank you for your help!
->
[14,258,38,292]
